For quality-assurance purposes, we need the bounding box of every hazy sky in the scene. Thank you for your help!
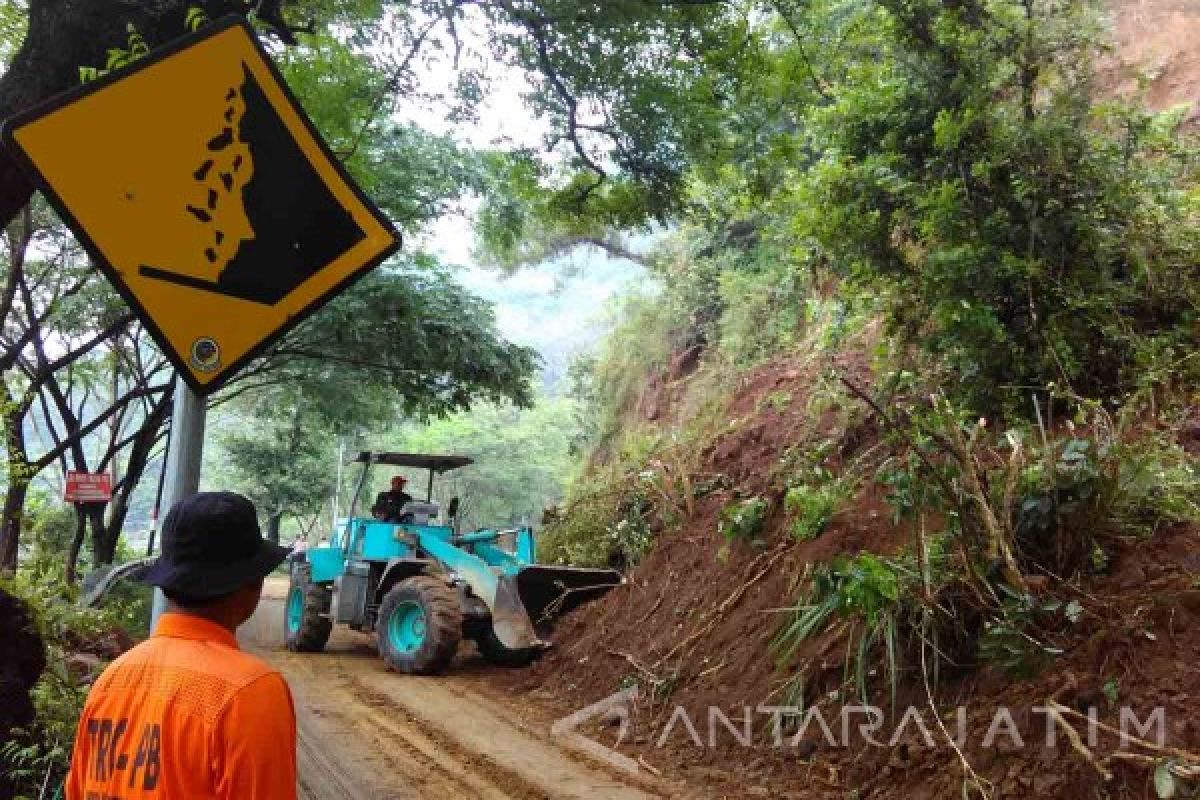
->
[390,27,648,386]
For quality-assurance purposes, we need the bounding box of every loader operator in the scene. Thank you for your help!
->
[66,491,298,800]
[371,475,414,522]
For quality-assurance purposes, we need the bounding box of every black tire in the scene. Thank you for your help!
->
[284,565,332,653]
[375,576,462,675]
[475,627,540,668]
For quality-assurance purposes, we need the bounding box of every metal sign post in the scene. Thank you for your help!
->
[149,374,207,629]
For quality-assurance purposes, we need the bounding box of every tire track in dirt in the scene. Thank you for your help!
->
[338,664,659,800]
[284,650,533,800]
[295,710,374,800]
[286,649,418,800]
[242,582,662,800]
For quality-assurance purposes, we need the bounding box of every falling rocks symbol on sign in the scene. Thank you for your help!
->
[139,63,366,305]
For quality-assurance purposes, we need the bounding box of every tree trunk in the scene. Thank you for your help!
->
[265,511,283,544]
[104,493,132,559]
[0,385,31,572]
[0,0,246,229]
[87,503,115,565]
[99,387,171,562]
[66,504,88,584]
[0,480,29,572]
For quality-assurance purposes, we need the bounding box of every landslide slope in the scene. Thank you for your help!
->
[505,342,1200,799]
[501,3,1200,798]
[1105,0,1200,124]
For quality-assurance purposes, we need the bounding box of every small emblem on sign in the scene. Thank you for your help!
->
[190,337,221,372]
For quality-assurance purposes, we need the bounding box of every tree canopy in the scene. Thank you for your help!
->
[0,0,743,232]
[0,2,552,569]
[2,0,1197,569]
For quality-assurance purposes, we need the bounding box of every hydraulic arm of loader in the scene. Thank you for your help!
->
[415,531,540,649]
[413,529,623,651]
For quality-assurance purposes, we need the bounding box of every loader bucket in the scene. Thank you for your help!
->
[515,565,623,626]
[490,566,623,651]
[416,525,624,650]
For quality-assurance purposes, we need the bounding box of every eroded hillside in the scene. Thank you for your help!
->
[509,2,1200,798]
[1108,0,1200,123]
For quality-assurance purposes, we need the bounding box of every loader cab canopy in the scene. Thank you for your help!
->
[349,451,473,513]
[351,452,474,473]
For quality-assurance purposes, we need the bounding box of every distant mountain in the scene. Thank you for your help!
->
[457,248,648,394]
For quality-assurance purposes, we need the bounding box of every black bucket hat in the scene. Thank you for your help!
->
[142,491,291,598]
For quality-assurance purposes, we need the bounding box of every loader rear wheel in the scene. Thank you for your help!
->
[376,576,462,675]
[285,565,332,653]
[475,627,540,668]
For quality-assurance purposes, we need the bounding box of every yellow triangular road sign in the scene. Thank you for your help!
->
[2,18,400,393]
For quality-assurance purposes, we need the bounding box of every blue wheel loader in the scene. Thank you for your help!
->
[285,451,622,674]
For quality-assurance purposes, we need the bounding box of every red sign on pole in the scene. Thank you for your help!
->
[65,471,113,504]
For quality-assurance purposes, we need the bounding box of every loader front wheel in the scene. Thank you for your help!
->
[376,576,462,675]
[475,627,540,668]
[285,566,332,653]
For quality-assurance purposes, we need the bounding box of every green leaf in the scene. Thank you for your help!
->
[186,7,210,32]
[1153,762,1176,799]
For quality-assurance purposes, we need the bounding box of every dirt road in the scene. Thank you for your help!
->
[239,579,663,800]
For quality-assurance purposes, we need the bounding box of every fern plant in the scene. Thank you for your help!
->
[773,553,919,713]
[78,23,150,83]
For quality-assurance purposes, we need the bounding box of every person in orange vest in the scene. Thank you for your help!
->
[66,491,297,800]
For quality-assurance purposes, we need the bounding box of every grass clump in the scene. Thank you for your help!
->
[718,497,769,543]
[784,467,855,541]
[773,552,921,712]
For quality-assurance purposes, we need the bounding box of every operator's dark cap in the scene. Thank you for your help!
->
[142,491,291,598]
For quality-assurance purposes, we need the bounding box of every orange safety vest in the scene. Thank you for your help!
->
[66,612,296,800]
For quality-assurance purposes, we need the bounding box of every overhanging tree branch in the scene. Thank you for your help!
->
[31,381,171,472]
[337,15,441,162]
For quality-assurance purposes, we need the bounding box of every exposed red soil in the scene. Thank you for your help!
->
[1105,0,1200,125]
[499,345,1200,799]
[498,353,905,791]
[513,482,1199,799]
[505,7,1200,793]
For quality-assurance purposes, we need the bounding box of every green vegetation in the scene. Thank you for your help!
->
[539,462,654,568]
[3,0,1200,793]
[793,1,1200,414]
[768,399,1200,721]
[0,3,25,64]
[718,497,769,543]
[77,22,149,82]
[975,585,1074,678]
[383,398,580,533]
[773,552,916,710]
[1,500,152,798]
[514,6,1199,789]
[784,481,842,541]
[567,290,679,454]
